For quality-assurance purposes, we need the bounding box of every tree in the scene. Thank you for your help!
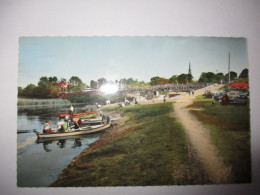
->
[97,78,107,88]
[126,78,135,85]
[225,71,237,82]
[150,76,161,85]
[120,78,127,85]
[169,75,178,84]
[199,72,216,83]
[39,76,48,83]
[187,74,193,83]
[18,87,23,96]
[22,84,37,97]
[47,83,60,98]
[35,80,49,97]
[215,73,224,82]
[69,76,86,91]
[90,80,98,89]
[177,74,189,83]
[48,76,58,85]
[158,77,169,85]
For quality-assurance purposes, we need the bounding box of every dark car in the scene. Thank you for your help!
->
[213,92,224,101]
[229,93,248,105]
[203,90,214,98]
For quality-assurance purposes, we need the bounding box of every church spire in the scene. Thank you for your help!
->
[188,62,192,75]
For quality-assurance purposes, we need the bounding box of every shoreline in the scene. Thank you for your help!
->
[50,84,224,186]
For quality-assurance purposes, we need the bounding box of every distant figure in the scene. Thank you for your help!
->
[135,98,138,104]
[163,95,166,103]
[125,98,130,105]
[192,89,194,96]
[42,121,52,133]
[96,102,101,111]
[101,113,111,125]
[70,105,74,117]
[221,94,229,105]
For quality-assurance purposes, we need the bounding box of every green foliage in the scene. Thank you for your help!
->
[69,76,86,91]
[160,91,169,95]
[21,84,37,97]
[169,75,178,84]
[18,76,61,98]
[199,72,216,83]
[177,74,190,83]
[150,76,161,85]
[90,80,98,89]
[18,87,23,96]
[224,71,238,82]
[97,77,107,88]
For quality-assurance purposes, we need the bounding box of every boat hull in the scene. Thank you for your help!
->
[34,124,111,139]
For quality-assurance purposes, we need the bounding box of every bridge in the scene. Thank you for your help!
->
[118,83,214,94]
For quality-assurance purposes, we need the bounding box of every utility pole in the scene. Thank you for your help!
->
[228,52,231,84]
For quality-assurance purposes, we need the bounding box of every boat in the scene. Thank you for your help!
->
[58,111,96,118]
[33,123,111,139]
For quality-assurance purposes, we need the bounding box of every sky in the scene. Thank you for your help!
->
[18,36,248,87]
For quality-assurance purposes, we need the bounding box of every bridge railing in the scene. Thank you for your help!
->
[119,83,215,93]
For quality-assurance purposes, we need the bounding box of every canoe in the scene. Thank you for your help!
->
[34,124,111,139]
[58,111,96,118]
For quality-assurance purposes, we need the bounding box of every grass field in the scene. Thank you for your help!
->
[51,103,190,186]
[188,96,251,183]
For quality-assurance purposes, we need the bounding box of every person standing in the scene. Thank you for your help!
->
[70,105,74,117]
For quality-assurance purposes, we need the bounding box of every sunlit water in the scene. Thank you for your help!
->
[17,105,102,187]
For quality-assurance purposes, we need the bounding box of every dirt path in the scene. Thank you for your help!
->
[174,86,232,184]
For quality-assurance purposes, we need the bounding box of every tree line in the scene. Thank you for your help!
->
[18,70,241,98]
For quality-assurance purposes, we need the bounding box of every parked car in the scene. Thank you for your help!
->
[227,90,248,105]
[213,91,225,101]
[203,90,214,98]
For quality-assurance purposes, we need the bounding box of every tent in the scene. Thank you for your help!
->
[229,82,249,89]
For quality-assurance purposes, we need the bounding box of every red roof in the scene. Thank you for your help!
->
[229,82,249,88]
[56,81,69,87]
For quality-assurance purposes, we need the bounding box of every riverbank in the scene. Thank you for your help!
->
[51,103,196,186]
[50,84,251,186]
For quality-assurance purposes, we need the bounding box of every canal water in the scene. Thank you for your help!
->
[17,105,103,187]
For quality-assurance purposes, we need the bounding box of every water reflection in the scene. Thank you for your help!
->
[17,105,102,187]
[43,141,52,152]
[35,133,100,152]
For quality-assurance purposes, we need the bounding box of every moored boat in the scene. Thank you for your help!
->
[58,111,96,118]
[34,124,111,139]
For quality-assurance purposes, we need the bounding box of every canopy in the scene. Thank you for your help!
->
[229,82,249,89]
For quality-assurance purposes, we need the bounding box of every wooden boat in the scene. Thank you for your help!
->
[33,124,111,139]
[58,111,96,118]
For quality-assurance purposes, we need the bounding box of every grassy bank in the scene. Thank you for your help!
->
[51,103,190,186]
[188,96,251,183]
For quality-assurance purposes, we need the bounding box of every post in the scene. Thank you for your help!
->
[228,52,231,84]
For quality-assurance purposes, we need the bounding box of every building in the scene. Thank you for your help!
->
[188,62,192,75]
